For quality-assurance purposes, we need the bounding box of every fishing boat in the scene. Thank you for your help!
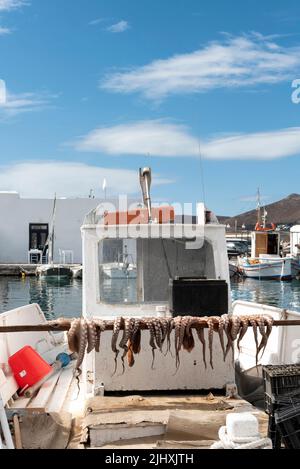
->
[237,229,300,280]
[101,245,137,279]
[237,194,300,280]
[1,168,300,449]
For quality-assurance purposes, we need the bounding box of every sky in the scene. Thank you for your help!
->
[1,0,300,216]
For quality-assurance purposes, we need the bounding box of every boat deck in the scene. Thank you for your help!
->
[76,394,268,449]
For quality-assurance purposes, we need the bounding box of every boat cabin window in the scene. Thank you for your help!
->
[254,232,279,257]
[98,238,215,304]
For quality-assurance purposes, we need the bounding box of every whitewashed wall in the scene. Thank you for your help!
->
[0,193,120,264]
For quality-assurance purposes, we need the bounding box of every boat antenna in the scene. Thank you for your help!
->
[198,140,206,207]
[256,187,261,227]
[139,167,152,223]
[48,194,57,265]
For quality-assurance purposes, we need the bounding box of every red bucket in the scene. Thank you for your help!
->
[8,345,52,393]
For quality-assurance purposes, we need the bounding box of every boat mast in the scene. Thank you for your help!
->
[139,167,152,223]
[48,194,57,265]
[256,188,262,227]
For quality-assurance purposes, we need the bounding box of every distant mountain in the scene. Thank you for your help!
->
[217,216,230,224]
[219,194,300,229]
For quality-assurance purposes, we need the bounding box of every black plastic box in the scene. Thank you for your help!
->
[263,365,300,401]
[169,277,228,317]
[268,414,282,449]
[275,404,300,449]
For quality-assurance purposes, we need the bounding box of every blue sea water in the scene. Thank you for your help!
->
[0,276,300,320]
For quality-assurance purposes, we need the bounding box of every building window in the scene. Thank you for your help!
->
[29,224,49,251]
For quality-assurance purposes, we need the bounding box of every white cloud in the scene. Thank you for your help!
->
[101,33,300,99]
[73,120,300,161]
[0,81,55,118]
[74,120,199,157]
[0,79,6,104]
[0,26,12,35]
[0,0,28,11]
[203,128,300,160]
[89,17,106,26]
[107,20,129,33]
[0,162,172,198]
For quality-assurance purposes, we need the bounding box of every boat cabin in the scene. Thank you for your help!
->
[290,225,300,257]
[251,230,280,258]
[81,201,234,394]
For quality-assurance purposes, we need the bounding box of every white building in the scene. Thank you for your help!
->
[0,192,129,264]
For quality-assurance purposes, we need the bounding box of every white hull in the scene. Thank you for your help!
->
[232,300,300,368]
[237,256,300,280]
[101,263,137,279]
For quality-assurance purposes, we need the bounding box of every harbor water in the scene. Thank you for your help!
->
[0,276,300,320]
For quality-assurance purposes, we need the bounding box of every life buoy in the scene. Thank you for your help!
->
[255,222,276,232]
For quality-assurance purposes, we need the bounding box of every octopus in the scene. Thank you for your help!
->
[182,316,195,353]
[126,318,143,368]
[256,315,268,359]
[63,313,275,378]
[153,318,163,352]
[228,316,242,362]
[237,316,249,353]
[230,316,242,342]
[165,317,174,356]
[207,316,220,369]
[94,319,106,353]
[131,318,142,355]
[221,314,233,359]
[159,318,169,353]
[186,317,207,369]
[257,315,274,359]
[144,317,157,369]
[67,318,81,354]
[127,339,135,368]
[87,320,97,354]
[67,318,89,374]
[249,316,259,365]
[173,316,183,370]
[119,318,135,373]
[111,317,123,374]
[217,315,226,361]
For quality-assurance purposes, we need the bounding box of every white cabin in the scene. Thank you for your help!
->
[250,230,280,259]
[81,202,234,394]
[290,225,300,257]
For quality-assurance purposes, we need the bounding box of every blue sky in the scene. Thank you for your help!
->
[1,0,300,216]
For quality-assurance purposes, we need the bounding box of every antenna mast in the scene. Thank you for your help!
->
[139,167,152,223]
[256,188,261,227]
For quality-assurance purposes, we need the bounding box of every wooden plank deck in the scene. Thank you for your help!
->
[46,365,74,414]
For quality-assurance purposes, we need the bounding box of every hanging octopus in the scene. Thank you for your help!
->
[111,317,123,374]
[63,313,274,376]
[118,318,135,373]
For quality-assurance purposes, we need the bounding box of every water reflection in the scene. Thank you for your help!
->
[231,278,300,312]
[1,275,300,320]
[0,276,82,320]
[100,278,137,304]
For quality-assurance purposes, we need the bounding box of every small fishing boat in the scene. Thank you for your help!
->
[237,195,300,280]
[1,170,300,449]
[101,246,137,279]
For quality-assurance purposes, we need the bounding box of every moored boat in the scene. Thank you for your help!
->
[1,169,300,449]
